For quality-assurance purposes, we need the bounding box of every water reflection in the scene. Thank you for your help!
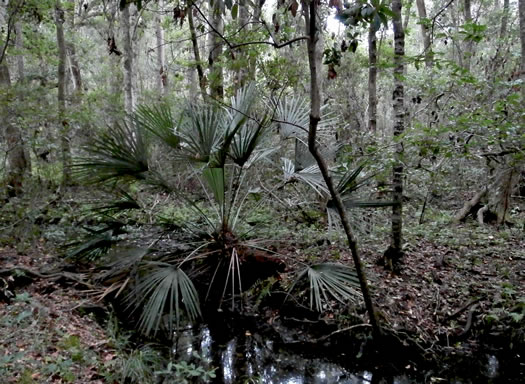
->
[170,325,419,384]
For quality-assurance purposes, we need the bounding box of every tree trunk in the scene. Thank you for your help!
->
[15,22,24,81]
[302,0,380,339]
[56,0,71,186]
[368,24,377,132]
[415,0,432,67]
[188,5,206,98]
[519,0,525,102]
[235,0,250,89]
[208,0,224,100]
[121,2,136,115]
[66,0,82,99]
[156,0,167,96]
[249,0,265,81]
[463,0,473,70]
[454,187,487,223]
[384,0,405,272]
[487,166,519,225]
[1,62,30,196]
[499,0,510,39]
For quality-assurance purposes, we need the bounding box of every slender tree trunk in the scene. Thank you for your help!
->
[235,0,249,89]
[384,0,405,272]
[500,0,510,39]
[56,0,71,186]
[188,5,206,98]
[463,0,473,70]
[208,0,224,100]
[66,42,82,96]
[1,62,29,196]
[416,0,432,67]
[519,0,525,101]
[403,0,412,31]
[15,22,24,81]
[368,24,377,132]
[302,0,380,339]
[121,2,136,115]
[249,0,265,80]
[156,0,167,95]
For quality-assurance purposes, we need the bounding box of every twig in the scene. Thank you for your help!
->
[314,324,372,342]
[443,297,482,322]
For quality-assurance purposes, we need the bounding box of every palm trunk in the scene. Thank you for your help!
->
[302,0,380,339]
[56,0,71,186]
[384,0,405,272]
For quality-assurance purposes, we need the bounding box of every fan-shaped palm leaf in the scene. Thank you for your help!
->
[273,97,339,140]
[290,263,361,312]
[230,118,269,167]
[74,123,149,184]
[129,264,201,336]
[282,158,329,196]
[134,104,180,149]
[177,105,224,164]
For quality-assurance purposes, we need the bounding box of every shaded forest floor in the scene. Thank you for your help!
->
[0,196,524,382]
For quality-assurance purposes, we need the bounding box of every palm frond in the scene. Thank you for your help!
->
[74,123,149,184]
[273,97,339,140]
[273,96,309,138]
[291,263,361,312]
[202,167,225,206]
[90,191,141,215]
[129,265,201,336]
[135,104,180,149]
[178,105,224,164]
[230,118,269,167]
[226,82,257,135]
[282,158,328,196]
[65,221,127,261]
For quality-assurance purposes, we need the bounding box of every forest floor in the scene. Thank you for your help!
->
[0,213,524,382]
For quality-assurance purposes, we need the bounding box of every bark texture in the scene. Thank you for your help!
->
[208,0,224,100]
[368,24,377,132]
[121,3,136,114]
[385,0,405,271]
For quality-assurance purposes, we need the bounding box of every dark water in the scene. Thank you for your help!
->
[170,325,511,384]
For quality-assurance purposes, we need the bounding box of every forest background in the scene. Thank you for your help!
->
[0,0,524,382]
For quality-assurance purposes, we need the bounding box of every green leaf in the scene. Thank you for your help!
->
[231,3,238,19]
[129,266,201,336]
[202,167,225,206]
[289,263,361,312]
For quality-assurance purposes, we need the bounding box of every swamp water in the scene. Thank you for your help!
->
[169,324,510,384]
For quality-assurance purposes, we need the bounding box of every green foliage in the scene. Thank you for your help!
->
[289,263,362,312]
[156,352,217,384]
[129,265,201,336]
[73,123,151,185]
